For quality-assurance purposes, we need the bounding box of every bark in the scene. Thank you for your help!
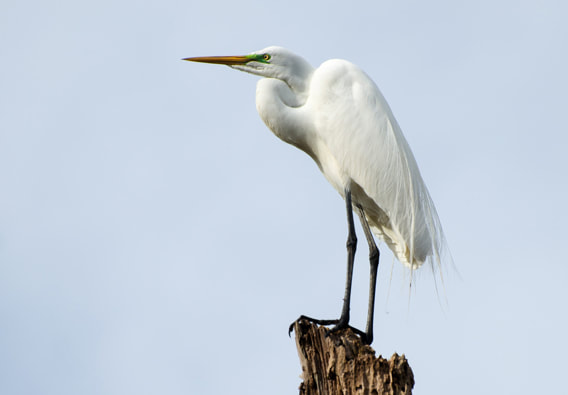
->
[292,320,414,395]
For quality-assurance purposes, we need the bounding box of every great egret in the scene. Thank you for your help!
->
[184,46,448,344]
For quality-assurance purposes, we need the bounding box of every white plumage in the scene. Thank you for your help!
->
[184,46,449,344]
[252,47,446,269]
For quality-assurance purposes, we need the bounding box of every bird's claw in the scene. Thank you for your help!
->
[288,315,369,343]
[288,315,340,337]
[288,322,295,337]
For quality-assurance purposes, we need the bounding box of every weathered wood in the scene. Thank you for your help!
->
[292,320,414,395]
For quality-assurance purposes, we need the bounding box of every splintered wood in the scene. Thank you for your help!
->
[292,320,414,395]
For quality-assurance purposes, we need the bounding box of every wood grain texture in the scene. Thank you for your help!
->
[292,320,414,395]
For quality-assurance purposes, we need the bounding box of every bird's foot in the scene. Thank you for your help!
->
[288,315,370,344]
[288,315,338,336]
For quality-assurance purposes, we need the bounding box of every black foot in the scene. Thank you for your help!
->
[288,315,370,344]
[288,315,338,336]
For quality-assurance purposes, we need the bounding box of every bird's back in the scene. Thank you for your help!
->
[306,59,446,269]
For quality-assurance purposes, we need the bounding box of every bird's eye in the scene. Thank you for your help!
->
[263,53,271,61]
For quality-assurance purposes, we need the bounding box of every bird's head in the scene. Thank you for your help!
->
[184,46,314,91]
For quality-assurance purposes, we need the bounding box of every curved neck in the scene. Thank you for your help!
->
[280,62,314,106]
[286,68,313,102]
[256,79,315,157]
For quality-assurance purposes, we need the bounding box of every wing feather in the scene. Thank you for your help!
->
[306,59,448,269]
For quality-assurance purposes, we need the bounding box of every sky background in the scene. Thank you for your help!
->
[1,0,567,394]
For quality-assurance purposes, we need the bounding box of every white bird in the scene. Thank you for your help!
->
[184,46,448,344]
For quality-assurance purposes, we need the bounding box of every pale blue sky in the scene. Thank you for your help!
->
[1,0,567,394]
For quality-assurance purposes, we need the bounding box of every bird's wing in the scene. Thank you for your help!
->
[307,59,447,269]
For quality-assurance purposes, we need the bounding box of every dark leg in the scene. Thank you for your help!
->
[288,188,363,338]
[333,187,357,330]
[356,205,380,345]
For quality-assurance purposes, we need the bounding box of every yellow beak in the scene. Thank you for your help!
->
[182,55,251,65]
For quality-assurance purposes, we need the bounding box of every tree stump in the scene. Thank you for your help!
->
[292,320,414,395]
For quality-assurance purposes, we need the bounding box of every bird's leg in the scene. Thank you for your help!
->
[356,205,380,345]
[332,188,357,331]
[288,188,366,340]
